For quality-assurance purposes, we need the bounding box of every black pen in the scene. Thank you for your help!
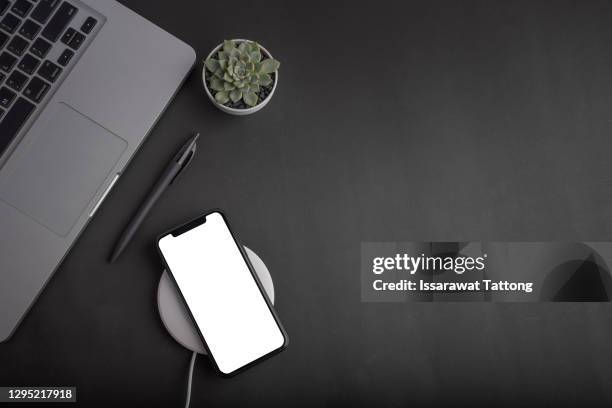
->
[109,133,199,263]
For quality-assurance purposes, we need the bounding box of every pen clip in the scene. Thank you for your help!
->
[169,137,198,185]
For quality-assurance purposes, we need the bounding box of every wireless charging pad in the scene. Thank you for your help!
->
[157,246,275,354]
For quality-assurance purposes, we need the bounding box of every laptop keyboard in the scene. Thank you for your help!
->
[0,0,99,157]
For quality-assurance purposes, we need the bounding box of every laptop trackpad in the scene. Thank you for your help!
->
[0,103,127,237]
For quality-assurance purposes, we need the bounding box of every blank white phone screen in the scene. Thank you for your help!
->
[158,212,285,374]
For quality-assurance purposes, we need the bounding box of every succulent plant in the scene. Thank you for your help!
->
[205,40,280,107]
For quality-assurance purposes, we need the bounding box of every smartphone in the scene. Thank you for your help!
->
[156,210,288,376]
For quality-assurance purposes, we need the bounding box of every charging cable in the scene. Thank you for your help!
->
[184,351,197,408]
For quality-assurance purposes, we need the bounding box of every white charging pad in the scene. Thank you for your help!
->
[157,246,275,354]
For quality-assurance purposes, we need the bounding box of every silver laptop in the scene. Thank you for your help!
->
[0,0,195,341]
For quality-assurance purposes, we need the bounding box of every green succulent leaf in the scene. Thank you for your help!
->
[223,81,235,91]
[223,40,235,53]
[244,84,260,94]
[250,50,262,62]
[259,58,280,74]
[238,42,248,53]
[205,59,219,73]
[215,91,229,104]
[258,73,272,86]
[230,89,243,103]
[223,72,233,82]
[243,91,258,107]
[210,77,225,91]
[217,51,227,60]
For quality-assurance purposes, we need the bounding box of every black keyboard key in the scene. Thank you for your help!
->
[11,0,32,18]
[0,86,15,107]
[37,59,60,82]
[29,37,50,57]
[7,36,29,56]
[23,76,48,102]
[41,2,77,42]
[18,53,39,73]
[18,18,40,39]
[6,70,27,91]
[80,16,96,33]
[0,13,21,33]
[0,0,8,16]
[0,51,17,72]
[0,97,35,155]
[30,0,58,24]
[57,47,72,66]
[0,30,7,47]
[60,26,74,44]
[68,30,83,49]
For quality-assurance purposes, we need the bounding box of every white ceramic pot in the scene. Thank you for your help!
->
[203,39,278,116]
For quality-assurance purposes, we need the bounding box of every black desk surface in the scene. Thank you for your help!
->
[3,1,612,406]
